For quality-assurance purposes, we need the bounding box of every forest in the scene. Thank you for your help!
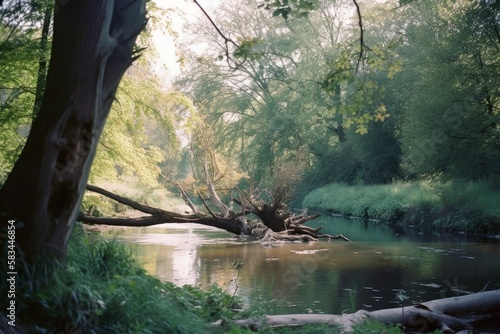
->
[1,0,499,227]
[0,0,499,333]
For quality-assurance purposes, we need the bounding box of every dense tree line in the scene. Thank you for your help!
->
[174,0,500,200]
[0,0,498,253]
[3,0,497,205]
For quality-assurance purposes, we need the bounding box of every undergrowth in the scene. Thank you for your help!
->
[302,180,500,234]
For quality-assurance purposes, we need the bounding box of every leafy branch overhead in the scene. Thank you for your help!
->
[232,36,264,60]
[260,0,367,70]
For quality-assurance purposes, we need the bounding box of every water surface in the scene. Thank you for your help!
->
[102,215,500,314]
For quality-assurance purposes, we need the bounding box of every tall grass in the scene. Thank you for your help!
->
[302,180,500,233]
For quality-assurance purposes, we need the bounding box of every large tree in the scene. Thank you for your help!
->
[0,0,147,260]
[176,0,397,187]
[397,0,500,180]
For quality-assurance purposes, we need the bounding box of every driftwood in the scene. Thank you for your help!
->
[79,147,350,242]
[213,289,500,333]
[79,183,351,242]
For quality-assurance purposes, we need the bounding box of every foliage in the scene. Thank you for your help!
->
[0,0,185,196]
[0,0,53,181]
[233,36,264,60]
[296,0,498,190]
[351,320,406,334]
[296,119,402,203]
[2,0,498,199]
[89,74,186,189]
[176,109,249,198]
[234,319,414,334]
[81,194,114,217]
[396,0,500,180]
[175,0,400,186]
[176,284,243,322]
[259,0,319,20]
[257,323,340,333]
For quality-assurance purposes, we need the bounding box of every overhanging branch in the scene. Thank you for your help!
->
[352,0,364,71]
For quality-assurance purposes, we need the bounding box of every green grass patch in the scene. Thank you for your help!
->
[302,180,500,234]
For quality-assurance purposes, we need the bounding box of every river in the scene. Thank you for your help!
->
[101,214,500,315]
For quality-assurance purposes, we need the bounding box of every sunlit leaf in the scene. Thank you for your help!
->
[355,125,368,135]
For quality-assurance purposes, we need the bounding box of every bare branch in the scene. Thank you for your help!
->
[352,0,364,71]
[193,0,245,69]
[203,159,233,218]
[176,182,205,216]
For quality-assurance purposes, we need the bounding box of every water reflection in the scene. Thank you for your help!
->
[105,216,500,314]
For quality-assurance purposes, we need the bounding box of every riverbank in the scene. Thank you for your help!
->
[2,223,411,333]
[302,180,500,236]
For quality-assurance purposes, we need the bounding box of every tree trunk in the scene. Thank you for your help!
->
[79,185,243,235]
[0,0,147,260]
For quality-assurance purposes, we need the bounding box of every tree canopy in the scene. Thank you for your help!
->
[173,0,499,192]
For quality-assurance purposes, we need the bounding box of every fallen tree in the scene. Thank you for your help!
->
[78,181,350,242]
[212,289,500,333]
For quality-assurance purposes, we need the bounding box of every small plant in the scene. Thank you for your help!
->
[352,319,404,333]
[395,289,409,322]
[230,258,245,307]
[347,284,358,313]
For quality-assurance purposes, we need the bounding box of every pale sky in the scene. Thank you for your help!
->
[151,0,222,84]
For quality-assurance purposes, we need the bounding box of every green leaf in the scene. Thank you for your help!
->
[272,8,282,17]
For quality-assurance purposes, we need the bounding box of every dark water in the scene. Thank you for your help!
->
[103,215,500,314]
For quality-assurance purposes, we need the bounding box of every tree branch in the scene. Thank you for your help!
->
[352,0,364,71]
[82,184,348,242]
[193,0,244,69]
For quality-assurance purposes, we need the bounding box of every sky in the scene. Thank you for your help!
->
[151,0,222,84]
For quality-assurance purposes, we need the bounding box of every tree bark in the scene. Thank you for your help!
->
[0,0,147,260]
[215,289,500,333]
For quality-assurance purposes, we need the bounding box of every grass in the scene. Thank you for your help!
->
[302,180,500,234]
